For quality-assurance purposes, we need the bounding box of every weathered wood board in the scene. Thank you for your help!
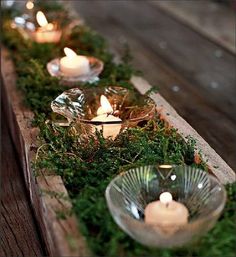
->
[1,2,235,253]
[1,47,89,257]
[2,44,235,255]
[131,76,235,184]
[1,109,45,256]
[149,0,236,54]
[72,0,236,172]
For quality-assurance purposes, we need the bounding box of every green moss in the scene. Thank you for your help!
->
[3,5,236,257]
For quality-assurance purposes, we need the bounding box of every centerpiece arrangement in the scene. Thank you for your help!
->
[2,1,235,257]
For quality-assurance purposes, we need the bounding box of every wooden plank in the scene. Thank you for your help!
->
[149,0,236,54]
[73,0,236,172]
[74,1,236,122]
[1,3,235,256]
[36,175,89,257]
[1,47,89,257]
[1,104,45,257]
[131,76,235,184]
[1,49,40,216]
[2,31,235,186]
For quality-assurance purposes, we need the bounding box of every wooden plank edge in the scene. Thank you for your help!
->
[149,1,236,54]
[37,175,89,257]
[1,18,235,254]
[1,47,89,257]
[65,0,235,182]
[131,76,236,184]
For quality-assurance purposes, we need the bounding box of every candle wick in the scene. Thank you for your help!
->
[107,111,113,117]
[166,203,169,208]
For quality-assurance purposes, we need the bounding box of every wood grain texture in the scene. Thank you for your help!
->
[72,0,236,172]
[1,1,236,255]
[1,98,45,257]
[132,76,235,184]
[149,0,236,54]
[1,47,89,257]
[36,175,89,257]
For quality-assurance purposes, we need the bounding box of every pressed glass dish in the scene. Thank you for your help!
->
[105,165,226,248]
[51,87,156,138]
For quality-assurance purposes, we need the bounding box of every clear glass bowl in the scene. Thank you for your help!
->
[51,87,156,139]
[11,15,62,43]
[105,165,226,248]
[47,57,103,84]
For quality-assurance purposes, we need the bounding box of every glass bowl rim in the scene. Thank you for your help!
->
[105,165,227,227]
[47,56,104,76]
[76,103,156,124]
[51,86,157,124]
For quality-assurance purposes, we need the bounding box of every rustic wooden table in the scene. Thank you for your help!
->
[1,90,46,256]
[1,1,235,256]
[73,0,236,171]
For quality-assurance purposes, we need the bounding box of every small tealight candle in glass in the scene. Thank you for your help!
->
[60,47,90,77]
[145,192,189,226]
[34,11,61,43]
[91,95,122,139]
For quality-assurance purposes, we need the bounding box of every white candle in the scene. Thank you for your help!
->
[91,95,122,139]
[145,192,189,226]
[34,11,61,43]
[26,1,34,10]
[60,47,90,77]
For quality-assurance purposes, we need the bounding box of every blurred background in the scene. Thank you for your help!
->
[72,0,236,171]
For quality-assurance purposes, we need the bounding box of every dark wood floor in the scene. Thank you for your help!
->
[1,89,45,256]
[73,0,236,171]
[1,1,235,256]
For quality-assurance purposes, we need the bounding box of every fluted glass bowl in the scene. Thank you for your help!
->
[105,165,226,248]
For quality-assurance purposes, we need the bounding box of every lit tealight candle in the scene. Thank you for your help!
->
[26,1,34,10]
[91,95,122,139]
[145,192,189,226]
[34,11,61,43]
[60,47,90,77]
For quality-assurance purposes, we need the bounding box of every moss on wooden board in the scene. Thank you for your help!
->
[2,3,236,257]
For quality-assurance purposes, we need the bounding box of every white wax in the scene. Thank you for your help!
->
[145,200,189,226]
[34,28,61,43]
[91,114,122,139]
[60,55,90,77]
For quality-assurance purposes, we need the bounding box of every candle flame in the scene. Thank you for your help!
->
[64,47,77,58]
[36,11,48,27]
[97,95,113,115]
[159,164,172,169]
[160,192,172,204]
[26,1,34,10]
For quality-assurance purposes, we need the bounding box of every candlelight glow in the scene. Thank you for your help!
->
[64,47,77,58]
[97,95,113,115]
[26,1,34,10]
[160,192,173,204]
[36,11,48,27]
[159,164,173,169]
